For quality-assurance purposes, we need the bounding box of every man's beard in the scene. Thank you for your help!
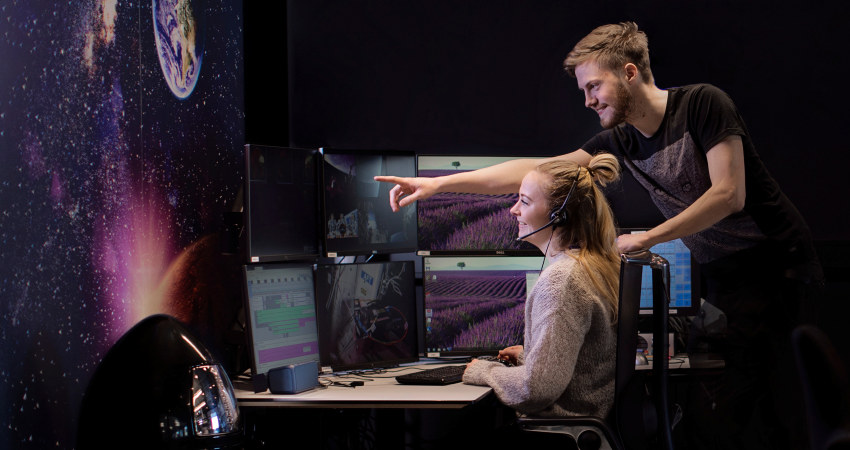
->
[600,80,633,129]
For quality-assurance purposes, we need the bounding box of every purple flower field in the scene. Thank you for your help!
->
[452,304,524,349]
[425,272,527,351]
[417,169,537,252]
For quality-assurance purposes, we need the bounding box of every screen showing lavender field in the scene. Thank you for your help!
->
[417,155,545,254]
[423,256,544,356]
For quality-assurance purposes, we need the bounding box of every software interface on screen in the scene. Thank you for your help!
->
[321,149,417,257]
[416,155,544,255]
[243,263,320,376]
[628,230,699,315]
[245,145,319,263]
[314,261,418,371]
[422,255,545,356]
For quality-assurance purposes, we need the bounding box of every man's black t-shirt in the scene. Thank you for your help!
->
[582,84,817,276]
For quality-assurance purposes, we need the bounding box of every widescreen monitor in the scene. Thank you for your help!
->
[416,155,545,255]
[422,255,544,357]
[242,262,320,388]
[320,148,417,257]
[314,260,418,371]
[622,229,700,317]
[244,144,320,263]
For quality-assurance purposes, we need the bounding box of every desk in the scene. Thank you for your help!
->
[234,357,721,449]
[234,363,507,450]
[234,363,493,410]
[637,354,685,370]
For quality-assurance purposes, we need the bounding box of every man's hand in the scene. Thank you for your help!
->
[616,233,649,253]
[374,176,438,212]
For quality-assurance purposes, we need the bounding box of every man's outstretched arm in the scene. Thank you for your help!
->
[375,149,592,211]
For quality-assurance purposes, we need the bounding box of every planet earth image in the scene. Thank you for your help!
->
[153,0,206,100]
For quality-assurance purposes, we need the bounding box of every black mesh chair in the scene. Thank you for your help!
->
[792,324,850,450]
[517,250,676,450]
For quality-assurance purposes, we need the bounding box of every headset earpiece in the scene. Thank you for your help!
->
[548,167,582,228]
[549,205,568,226]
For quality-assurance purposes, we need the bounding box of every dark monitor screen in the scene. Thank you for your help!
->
[416,155,544,255]
[244,144,320,263]
[622,229,700,317]
[320,149,417,257]
[314,261,419,371]
[422,255,544,357]
[242,262,320,379]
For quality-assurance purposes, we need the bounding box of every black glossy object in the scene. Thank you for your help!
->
[77,314,242,449]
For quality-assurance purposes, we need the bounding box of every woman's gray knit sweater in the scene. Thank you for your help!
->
[462,252,616,417]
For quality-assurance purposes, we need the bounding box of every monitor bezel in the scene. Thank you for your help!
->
[415,154,547,256]
[244,144,322,264]
[319,148,419,258]
[313,260,420,372]
[618,227,701,317]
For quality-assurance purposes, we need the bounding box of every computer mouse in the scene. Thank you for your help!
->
[476,355,514,367]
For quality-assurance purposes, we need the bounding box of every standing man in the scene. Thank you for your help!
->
[376,22,822,450]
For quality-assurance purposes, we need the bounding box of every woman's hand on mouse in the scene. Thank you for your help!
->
[498,345,523,366]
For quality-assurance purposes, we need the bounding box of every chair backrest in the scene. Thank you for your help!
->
[514,250,675,450]
[611,250,674,450]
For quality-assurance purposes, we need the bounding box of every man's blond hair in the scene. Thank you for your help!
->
[564,22,653,83]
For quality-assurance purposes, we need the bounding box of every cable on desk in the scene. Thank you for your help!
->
[668,356,687,365]
[323,380,364,388]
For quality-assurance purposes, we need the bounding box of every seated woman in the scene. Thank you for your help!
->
[462,153,622,418]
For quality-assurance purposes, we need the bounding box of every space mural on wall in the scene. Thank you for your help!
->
[0,0,245,447]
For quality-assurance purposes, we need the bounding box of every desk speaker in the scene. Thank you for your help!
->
[268,362,319,394]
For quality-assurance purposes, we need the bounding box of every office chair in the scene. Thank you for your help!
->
[792,324,850,450]
[517,250,676,450]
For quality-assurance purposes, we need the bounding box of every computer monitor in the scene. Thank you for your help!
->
[422,255,545,357]
[314,260,419,371]
[416,155,545,255]
[242,262,320,391]
[622,229,701,317]
[244,144,320,263]
[320,148,417,257]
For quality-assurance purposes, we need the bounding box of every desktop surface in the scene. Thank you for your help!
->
[233,354,716,414]
[233,362,493,409]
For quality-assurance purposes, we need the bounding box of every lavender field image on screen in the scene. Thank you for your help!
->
[418,169,538,252]
[425,270,528,352]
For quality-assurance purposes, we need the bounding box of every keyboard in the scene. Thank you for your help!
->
[395,365,466,385]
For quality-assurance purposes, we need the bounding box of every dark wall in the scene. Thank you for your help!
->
[245,2,289,147]
[285,1,850,244]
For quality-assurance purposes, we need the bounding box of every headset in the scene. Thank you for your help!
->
[516,167,583,241]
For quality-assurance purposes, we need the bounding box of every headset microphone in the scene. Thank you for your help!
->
[515,217,557,241]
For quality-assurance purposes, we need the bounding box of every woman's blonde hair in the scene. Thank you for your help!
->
[534,153,621,322]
